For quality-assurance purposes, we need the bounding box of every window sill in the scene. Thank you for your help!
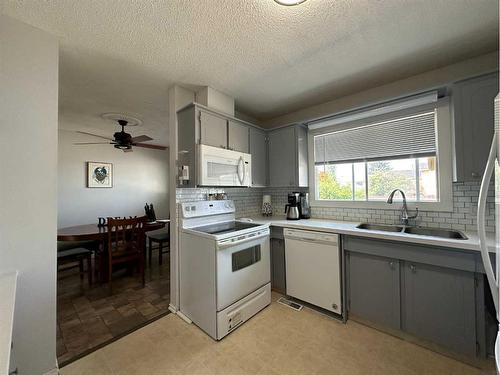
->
[310,199,453,212]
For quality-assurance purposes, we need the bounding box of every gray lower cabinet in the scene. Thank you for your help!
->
[402,261,476,356]
[249,127,268,186]
[345,236,483,358]
[270,237,286,293]
[347,252,400,330]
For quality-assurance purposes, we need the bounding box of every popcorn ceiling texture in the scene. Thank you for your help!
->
[3,1,498,127]
[177,181,494,232]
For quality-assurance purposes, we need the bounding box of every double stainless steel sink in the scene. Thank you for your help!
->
[356,223,468,240]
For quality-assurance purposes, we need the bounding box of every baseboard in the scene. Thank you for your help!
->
[42,366,59,375]
[176,310,192,324]
[168,303,177,314]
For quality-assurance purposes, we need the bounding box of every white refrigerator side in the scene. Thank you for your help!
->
[477,131,499,313]
[478,93,500,372]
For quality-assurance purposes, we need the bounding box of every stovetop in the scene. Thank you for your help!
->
[190,221,262,236]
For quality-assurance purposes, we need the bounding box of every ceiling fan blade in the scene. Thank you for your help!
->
[130,135,153,143]
[134,143,167,151]
[76,131,114,141]
[73,142,112,145]
[123,148,133,153]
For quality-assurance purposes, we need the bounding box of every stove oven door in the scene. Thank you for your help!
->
[216,232,270,311]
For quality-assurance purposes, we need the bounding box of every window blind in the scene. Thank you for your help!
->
[314,111,436,164]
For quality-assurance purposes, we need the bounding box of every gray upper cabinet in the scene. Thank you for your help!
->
[249,127,268,187]
[228,120,249,153]
[268,125,308,187]
[402,261,476,356]
[347,251,401,330]
[177,103,266,187]
[199,110,228,149]
[453,72,499,181]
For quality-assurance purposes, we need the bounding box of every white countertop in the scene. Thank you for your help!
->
[239,216,496,253]
[0,271,17,375]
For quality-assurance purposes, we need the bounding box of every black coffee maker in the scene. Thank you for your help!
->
[285,193,300,220]
[298,192,311,219]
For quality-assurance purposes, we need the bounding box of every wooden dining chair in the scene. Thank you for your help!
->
[106,216,147,293]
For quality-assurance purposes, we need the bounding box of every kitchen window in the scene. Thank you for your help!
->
[308,94,453,211]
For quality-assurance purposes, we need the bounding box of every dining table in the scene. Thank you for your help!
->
[57,219,170,283]
[57,219,170,242]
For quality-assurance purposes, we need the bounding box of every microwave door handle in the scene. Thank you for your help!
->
[237,157,244,185]
[477,132,498,313]
[241,157,247,186]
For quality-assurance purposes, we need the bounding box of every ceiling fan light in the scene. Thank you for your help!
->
[274,0,307,5]
[114,144,130,150]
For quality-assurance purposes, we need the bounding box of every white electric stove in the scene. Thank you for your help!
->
[179,200,271,340]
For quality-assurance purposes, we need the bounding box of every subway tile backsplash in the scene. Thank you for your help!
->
[176,181,495,233]
[176,187,307,217]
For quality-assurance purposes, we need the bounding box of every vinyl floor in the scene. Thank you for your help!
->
[60,292,495,374]
[57,251,170,366]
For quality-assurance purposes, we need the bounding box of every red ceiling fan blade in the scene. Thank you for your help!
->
[76,131,114,141]
[131,135,153,143]
[134,143,167,150]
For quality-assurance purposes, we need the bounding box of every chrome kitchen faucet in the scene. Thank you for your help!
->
[386,189,418,226]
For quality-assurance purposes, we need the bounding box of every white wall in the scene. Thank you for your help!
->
[0,15,58,374]
[58,128,169,227]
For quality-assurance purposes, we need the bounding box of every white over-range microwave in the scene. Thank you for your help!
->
[198,144,252,187]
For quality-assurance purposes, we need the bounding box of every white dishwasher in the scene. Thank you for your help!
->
[284,228,341,314]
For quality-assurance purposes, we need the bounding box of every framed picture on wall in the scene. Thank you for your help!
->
[87,162,113,188]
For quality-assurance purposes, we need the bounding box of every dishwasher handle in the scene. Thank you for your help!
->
[286,237,337,246]
[284,228,338,245]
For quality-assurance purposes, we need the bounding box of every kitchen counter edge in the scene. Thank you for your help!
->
[239,216,496,254]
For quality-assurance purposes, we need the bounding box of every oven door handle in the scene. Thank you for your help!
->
[217,231,269,250]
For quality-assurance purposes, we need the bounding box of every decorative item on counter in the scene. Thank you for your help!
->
[144,203,156,222]
[98,217,106,227]
[262,194,273,216]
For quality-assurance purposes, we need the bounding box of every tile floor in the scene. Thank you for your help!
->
[60,293,495,375]
[57,252,170,366]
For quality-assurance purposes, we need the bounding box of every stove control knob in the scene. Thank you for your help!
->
[224,202,229,209]
[228,202,234,208]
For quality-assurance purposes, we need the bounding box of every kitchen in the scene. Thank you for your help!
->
[1,1,499,374]
[170,71,499,369]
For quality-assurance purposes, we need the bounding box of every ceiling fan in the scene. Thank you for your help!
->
[74,119,166,152]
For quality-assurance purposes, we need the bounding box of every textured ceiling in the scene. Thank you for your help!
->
[1,0,498,145]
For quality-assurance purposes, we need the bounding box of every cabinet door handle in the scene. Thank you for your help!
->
[388,261,395,270]
[471,172,481,178]
[410,264,417,273]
